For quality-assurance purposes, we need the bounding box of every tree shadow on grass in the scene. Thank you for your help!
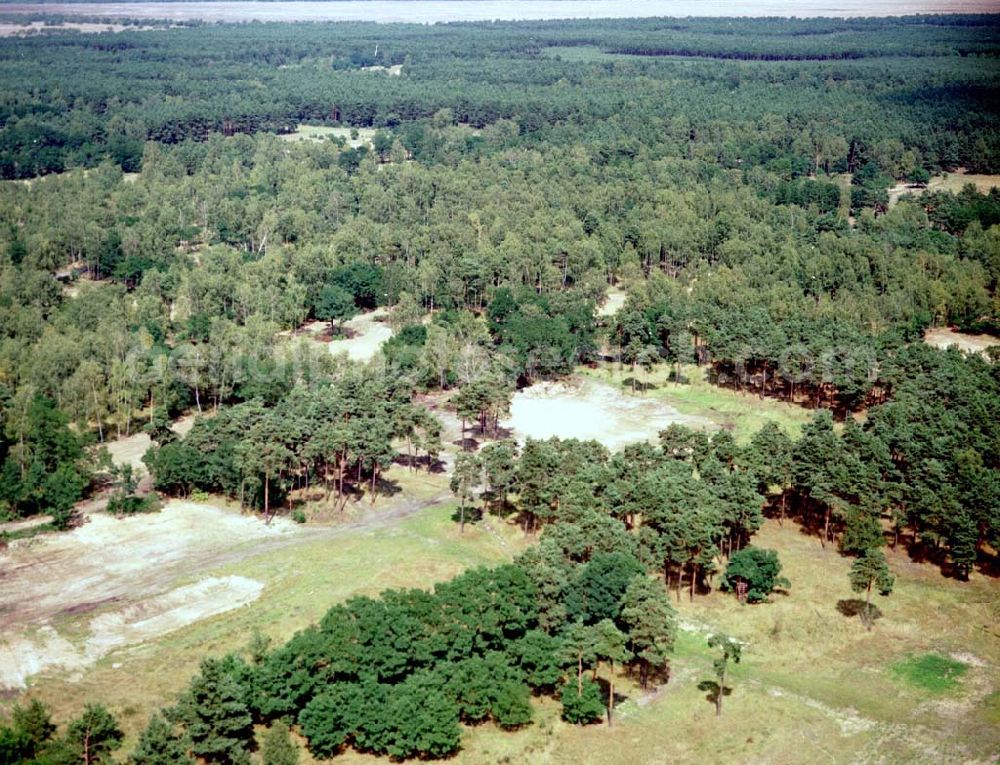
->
[621,377,659,393]
[373,476,402,499]
[836,599,882,629]
[450,506,483,527]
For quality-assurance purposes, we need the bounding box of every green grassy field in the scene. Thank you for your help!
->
[582,362,815,443]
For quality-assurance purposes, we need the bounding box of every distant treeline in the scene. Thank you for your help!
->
[0,15,998,178]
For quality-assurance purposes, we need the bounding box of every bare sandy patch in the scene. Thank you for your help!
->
[597,286,627,317]
[170,413,198,437]
[0,576,262,689]
[0,21,151,36]
[327,308,394,362]
[503,378,714,450]
[102,431,151,474]
[888,169,1000,208]
[0,500,298,689]
[0,500,296,633]
[279,125,375,149]
[362,64,403,76]
[924,327,998,357]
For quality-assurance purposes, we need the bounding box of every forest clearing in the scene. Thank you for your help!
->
[504,378,715,450]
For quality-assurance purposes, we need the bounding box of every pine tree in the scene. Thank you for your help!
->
[619,575,676,690]
[169,656,254,765]
[129,714,195,765]
[849,549,894,629]
[65,703,124,765]
[706,634,742,717]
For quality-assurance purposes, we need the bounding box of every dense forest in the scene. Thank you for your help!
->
[1,13,999,764]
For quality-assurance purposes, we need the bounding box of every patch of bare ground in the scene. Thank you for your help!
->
[888,168,1000,208]
[503,377,715,450]
[924,327,998,357]
[0,21,162,37]
[0,577,263,689]
[596,285,627,317]
[0,485,453,691]
[326,308,393,361]
[0,501,297,633]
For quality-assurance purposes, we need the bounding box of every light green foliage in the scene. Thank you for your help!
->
[261,720,299,765]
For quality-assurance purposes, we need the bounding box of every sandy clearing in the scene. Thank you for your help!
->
[170,413,198,437]
[279,125,375,149]
[103,432,151,475]
[597,286,627,318]
[98,414,203,474]
[361,64,403,76]
[924,327,998,357]
[0,489,452,690]
[0,576,262,689]
[888,169,1000,208]
[327,308,394,362]
[0,21,156,36]
[503,377,714,451]
[0,500,296,632]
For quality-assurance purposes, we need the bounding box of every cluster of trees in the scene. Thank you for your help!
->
[0,699,123,765]
[454,343,999,583]
[146,367,442,516]
[0,394,91,527]
[4,556,674,763]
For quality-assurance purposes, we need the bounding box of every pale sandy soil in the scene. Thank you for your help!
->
[279,125,375,149]
[103,432,151,474]
[924,327,998,357]
[0,488,452,690]
[503,378,714,451]
[170,413,198,437]
[596,285,627,317]
[0,576,262,689]
[0,515,52,535]
[0,500,297,689]
[0,21,158,36]
[326,308,394,362]
[361,64,403,76]
[888,169,1000,208]
[98,414,200,475]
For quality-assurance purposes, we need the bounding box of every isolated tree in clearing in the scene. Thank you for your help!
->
[849,548,895,629]
[706,634,742,717]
